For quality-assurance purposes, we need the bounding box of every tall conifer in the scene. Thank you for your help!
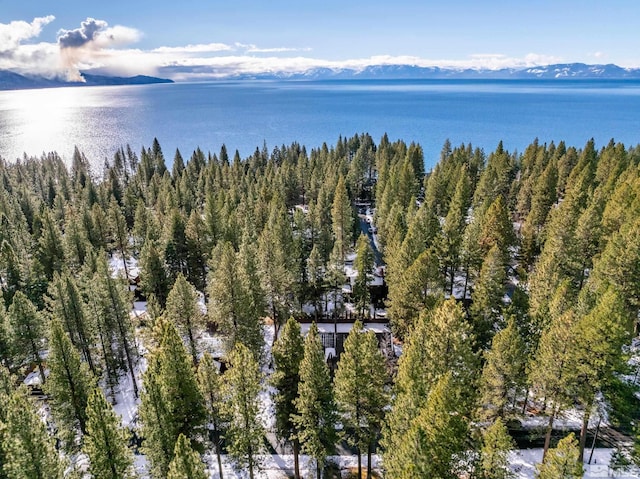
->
[535,433,583,479]
[478,316,527,420]
[391,373,469,479]
[478,418,515,479]
[8,291,46,383]
[45,319,94,448]
[167,434,207,479]
[83,388,137,479]
[334,321,388,479]
[2,387,65,479]
[139,320,206,478]
[271,317,304,479]
[165,273,203,365]
[197,352,226,479]
[222,343,265,479]
[332,175,353,262]
[294,323,336,479]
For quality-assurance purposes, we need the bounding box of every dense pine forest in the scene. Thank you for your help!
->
[0,134,639,478]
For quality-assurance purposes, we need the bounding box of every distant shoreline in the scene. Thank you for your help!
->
[0,71,173,91]
[5,62,640,91]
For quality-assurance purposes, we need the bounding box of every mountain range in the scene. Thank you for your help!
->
[230,63,640,81]
[2,63,640,90]
[0,71,173,91]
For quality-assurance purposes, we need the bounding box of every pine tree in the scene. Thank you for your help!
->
[208,241,264,358]
[258,200,294,337]
[478,195,514,265]
[332,175,353,261]
[140,238,170,308]
[8,291,46,383]
[271,317,304,479]
[387,247,442,339]
[438,166,471,293]
[294,323,336,479]
[197,352,226,479]
[167,434,207,479]
[132,200,150,254]
[46,271,96,372]
[529,309,577,458]
[470,244,507,350]
[165,273,203,365]
[479,418,515,479]
[521,159,558,266]
[45,319,94,449]
[37,209,65,280]
[589,217,640,320]
[204,189,222,249]
[84,274,120,398]
[382,299,477,475]
[334,321,388,479]
[89,203,110,250]
[139,320,206,478]
[535,433,584,479]
[569,287,632,460]
[94,256,138,397]
[222,343,265,479]
[138,355,174,478]
[2,387,65,479]
[0,366,14,479]
[185,209,208,292]
[0,305,13,369]
[390,372,469,479]
[353,234,374,315]
[164,209,190,282]
[473,142,515,213]
[313,183,335,265]
[0,241,23,307]
[460,217,484,300]
[63,209,91,271]
[326,242,347,315]
[156,320,206,439]
[108,198,131,279]
[83,388,136,479]
[478,316,527,421]
[527,181,586,326]
[307,244,325,314]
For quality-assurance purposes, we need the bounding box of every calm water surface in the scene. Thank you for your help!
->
[1,79,639,170]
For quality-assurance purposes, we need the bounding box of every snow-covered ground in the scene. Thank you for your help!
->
[162,449,640,479]
[518,405,603,431]
[259,325,276,432]
[201,453,382,479]
[111,350,147,428]
[510,449,640,479]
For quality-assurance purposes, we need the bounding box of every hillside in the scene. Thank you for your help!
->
[0,71,173,91]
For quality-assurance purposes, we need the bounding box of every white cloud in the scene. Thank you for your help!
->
[94,25,143,48]
[0,15,54,51]
[150,52,562,80]
[63,50,568,81]
[245,46,312,53]
[0,16,61,78]
[0,16,606,83]
[153,43,233,54]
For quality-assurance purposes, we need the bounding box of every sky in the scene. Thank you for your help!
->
[1,0,639,81]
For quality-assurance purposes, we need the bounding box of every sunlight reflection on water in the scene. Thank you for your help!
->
[1,80,639,171]
[0,86,144,167]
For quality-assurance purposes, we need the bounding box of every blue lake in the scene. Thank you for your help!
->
[1,79,639,170]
